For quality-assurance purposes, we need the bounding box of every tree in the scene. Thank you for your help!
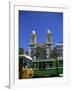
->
[31,48,37,59]
[25,50,29,55]
[19,48,24,55]
[34,45,46,59]
[34,46,40,59]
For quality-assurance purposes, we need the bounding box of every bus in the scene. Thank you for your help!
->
[19,54,33,79]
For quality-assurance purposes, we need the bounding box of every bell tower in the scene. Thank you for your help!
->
[30,30,37,44]
[46,29,53,58]
[29,30,37,58]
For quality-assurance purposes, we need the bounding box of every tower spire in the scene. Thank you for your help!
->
[47,29,51,34]
[32,30,36,34]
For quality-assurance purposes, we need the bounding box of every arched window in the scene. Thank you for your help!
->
[48,36,51,42]
[32,36,34,43]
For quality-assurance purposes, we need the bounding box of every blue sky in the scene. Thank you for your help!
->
[19,10,63,50]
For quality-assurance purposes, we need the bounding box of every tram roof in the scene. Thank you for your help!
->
[32,58,63,62]
[32,59,55,62]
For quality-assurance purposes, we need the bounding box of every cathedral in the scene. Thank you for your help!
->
[29,29,53,59]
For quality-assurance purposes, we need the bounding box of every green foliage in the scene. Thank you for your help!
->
[19,48,24,55]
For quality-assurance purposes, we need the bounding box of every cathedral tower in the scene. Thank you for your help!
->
[46,29,53,58]
[30,30,37,44]
[29,30,37,58]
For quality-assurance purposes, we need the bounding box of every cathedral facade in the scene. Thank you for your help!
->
[29,30,53,59]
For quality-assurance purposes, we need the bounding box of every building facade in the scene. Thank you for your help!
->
[29,30,53,59]
[55,42,63,57]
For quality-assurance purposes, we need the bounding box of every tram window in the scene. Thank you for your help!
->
[33,62,37,68]
[28,60,32,68]
[39,62,42,70]
[46,61,53,68]
[19,58,25,68]
[59,61,63,67]
[39,62,45,70]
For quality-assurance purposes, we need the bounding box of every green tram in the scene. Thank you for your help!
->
[32,58,63,77]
